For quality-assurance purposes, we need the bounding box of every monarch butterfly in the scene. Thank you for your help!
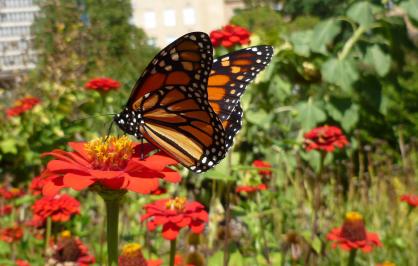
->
[114,32,273,173]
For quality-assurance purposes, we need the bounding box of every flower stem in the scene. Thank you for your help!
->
[45,216,52,254]
[105,198,120,266]
[169,239,177,266]
[347,249,357,266]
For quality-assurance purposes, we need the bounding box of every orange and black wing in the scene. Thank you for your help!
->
[208,46,273,149]
[122,32,227,173]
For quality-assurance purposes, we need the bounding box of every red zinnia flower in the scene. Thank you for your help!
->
[0,204,12,216]
[30,175,48,195]
[236,183,267,193]
[15,259,30,266]
[47,231,95,266]
[210,24,251,48]
[141,197,209,240]
[304,125,349,152]
[0,186,25,200]
[40,136,181,196]
[327,212,382,253]
[252,160,272,177]
[0,225,23,243]
[400,194,418,208]
[6,97,41,117]
[32,194,80,223]
[84,77,121,92]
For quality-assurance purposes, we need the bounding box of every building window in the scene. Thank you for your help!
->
[143,10,156,29]
[182,7,196,26]
[163,9,176,27]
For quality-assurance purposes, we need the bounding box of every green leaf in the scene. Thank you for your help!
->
[269,76,291,101]
[245,109,271,128]
[296,100,327,130]
[310,19,341,54]
[0,139,18,154]
[365,45,391,77]
[321,58,359,91]
[401,0,418,21]
[290,30,313,57]
[326,98,359,131]
[341,104,359,132]
[229,252,244,266]
[207,251,223,266]
[347,1,375,27]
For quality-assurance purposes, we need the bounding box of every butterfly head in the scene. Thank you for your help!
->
[114,107,143,138]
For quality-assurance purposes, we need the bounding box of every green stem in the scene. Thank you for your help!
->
[347,249,357,266]
[45,217,52,254]
[169,239,177,266]
[338,26,366,60]
[105,198,120,266]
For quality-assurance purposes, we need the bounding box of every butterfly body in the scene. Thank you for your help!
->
[115,32,273,173]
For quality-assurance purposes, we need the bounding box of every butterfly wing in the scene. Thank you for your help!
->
[208,45,273,149]
[117,32,227,173]
[135,85,226,173]
[126,32,213,108]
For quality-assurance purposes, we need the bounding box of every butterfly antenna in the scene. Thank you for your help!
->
[104,120,114,142]
[140,137,144,160]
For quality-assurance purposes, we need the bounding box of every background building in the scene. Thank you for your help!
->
[131,0,244,47]
[0,0,38,80]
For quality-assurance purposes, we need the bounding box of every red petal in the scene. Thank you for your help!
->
[162,223,180,240]
[162,168,181,183]
[190,220,205,234]
[43,177,64,196]
[88,170,123,179]
[47,160,86,174]
[63,174,94,190]
[68,142,90,159]
[126,177,159,194]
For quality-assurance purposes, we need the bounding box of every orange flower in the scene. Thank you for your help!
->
[376,262,396,266]
[327,212,382,253]
[40,136,181,196]
[141,197,208,240]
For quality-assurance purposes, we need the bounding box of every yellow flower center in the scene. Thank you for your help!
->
[380,262,396,266]
[10,188,20,194]
[345,211,363,222]
[121,243,142,257]
[166,197,187,212]
[84,136,133,170]
[61,230,71,238]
